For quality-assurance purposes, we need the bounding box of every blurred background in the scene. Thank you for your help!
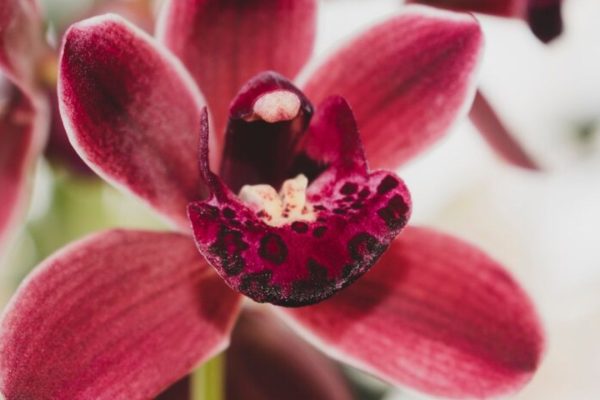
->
[2,0,599,399]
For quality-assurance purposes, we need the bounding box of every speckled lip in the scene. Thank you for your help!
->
[188,73,411,306]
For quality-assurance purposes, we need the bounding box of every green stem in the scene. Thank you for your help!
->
[192,353,225,400]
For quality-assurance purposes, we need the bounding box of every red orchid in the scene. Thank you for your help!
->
[0,2,543,400]
[410,0,564,43]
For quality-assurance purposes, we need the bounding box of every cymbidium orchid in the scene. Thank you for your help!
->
[0,1,544,399]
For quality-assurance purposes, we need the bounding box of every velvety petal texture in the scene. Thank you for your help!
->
[157,0,317,150]
[0,229,241,400]
[280,227,544,398]
[226,309,353,400]
[301,6,483,170]
[189,99,411,306]
[58,14,207,229]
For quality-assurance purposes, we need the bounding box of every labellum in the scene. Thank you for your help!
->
[189,72,412,306]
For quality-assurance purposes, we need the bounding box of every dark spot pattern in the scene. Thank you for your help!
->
[312,226,327,238]
[209,225,248,276]
[340,182,358,195]
[258,233,288,265]
[291,221,309,233]
[378,195,409,229]
[223,207,236,219]
[377,175,399,195]
[239,270,282,303]
[348,232,386,261]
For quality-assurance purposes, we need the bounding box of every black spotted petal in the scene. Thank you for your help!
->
[188,94,410,307]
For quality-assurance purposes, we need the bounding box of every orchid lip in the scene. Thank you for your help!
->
[188,72,412,307]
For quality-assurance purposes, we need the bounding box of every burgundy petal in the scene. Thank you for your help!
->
[226,309,353,400]
[0,229,241,399]
[219,71,314,192]
[156,0,317,152]
[526,0,563,43]
[188,102,411,306]
[301,6,483,170]
[0,78,48,257]
[469,90,540,170]
[58,14,208,229]
[280,226,544,398]
[45,86,93,174]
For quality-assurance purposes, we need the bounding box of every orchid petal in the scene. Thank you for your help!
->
[526,0,563,43]
[279,226,544,398]
[469,90,540,170]
[189,104,411,306]
[0,229,241,400]
[0,78,48,259]
[226,309,353,400]
[301,6,483,170]
[58,14,207,230]
[156,0,317,153]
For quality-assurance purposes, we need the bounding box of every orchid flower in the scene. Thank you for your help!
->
[0,2,543,399]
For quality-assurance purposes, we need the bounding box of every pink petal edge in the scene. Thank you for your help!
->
[0,229,242,400]
[276,226,544,398]
[156,0,317,161]
[299,5,483,170]
[58,14,208,230]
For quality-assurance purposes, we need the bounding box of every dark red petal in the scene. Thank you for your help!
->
[219,71,313,192]
[406,0,523,17]
[469,90,540,170]
[45,86,93,174]
[301,6,483,170]
[0,78,48,257]
[188,105,411,306]
[280,226,544,398]
[226,309,353,400]
[156,0,317,153]
[58,14,207,230]
[0,229,242,399]
[526,0,563,43]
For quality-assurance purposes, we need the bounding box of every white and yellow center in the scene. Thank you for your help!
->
[238,174,316,227]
